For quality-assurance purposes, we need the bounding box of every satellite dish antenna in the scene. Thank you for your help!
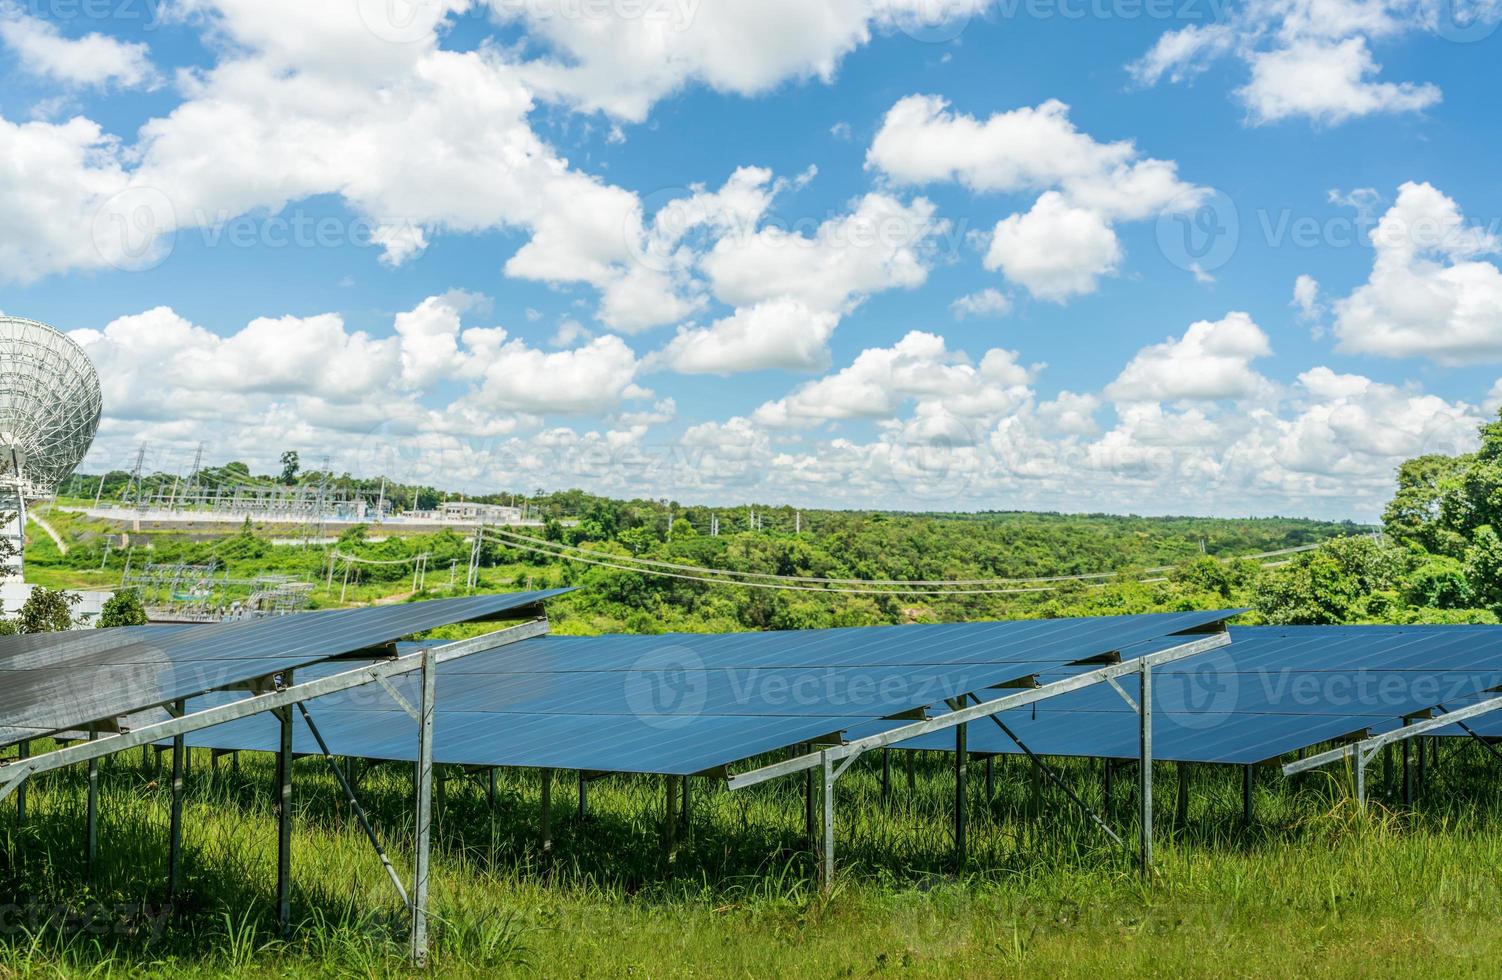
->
[0,316,103,580]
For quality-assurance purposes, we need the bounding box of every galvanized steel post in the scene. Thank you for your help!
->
[276,692,294,935]
[410,649,436,966]
[820,750,835,893]
[169,701,186,902]
[1138,662,1153,876]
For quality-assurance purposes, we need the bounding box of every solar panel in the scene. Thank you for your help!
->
[168,609,1238,776]
[868,624,1502,764]
[0,590,569,747]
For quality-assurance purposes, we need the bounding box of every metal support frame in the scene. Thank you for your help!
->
[578,770,588,821]
[14,741,26,826]
[662,774,677,859]
[1139,662,1153,876]
[1281,694,1502,807]
[539,769,553,853]
[86,732,99,874]
[0,617,549,966]
[728,631,1227,885]
[409,648,437,966]
[169,700,186,902]
[954,722,968,868]
[276,686,294,935]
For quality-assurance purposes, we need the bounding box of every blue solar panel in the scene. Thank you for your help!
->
[168,609,1238,775]
[870,624,1502,764]
[0,590,569,747]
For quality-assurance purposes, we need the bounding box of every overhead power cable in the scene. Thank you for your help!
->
[485,527,1321,588]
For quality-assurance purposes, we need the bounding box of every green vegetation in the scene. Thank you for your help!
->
[4,740,1502,977]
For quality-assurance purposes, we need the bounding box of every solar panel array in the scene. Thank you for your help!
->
[168,610,1237,775]
[860,625,1502,764]
[0,590,569,748]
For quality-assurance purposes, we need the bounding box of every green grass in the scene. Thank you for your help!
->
[5,742,1502,977]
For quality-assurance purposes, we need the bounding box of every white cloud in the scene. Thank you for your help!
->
[985,194,1122,301]
[1131,0,1463,126]
[0,6,158,89]
[657,299,840,374]
[0,115,133,282]
[868,95,1201,299]
[752,331,1037,428]
[1333,182,1502,363]
[701,192,944,311]
[467,334,644,414]
[1238,37,1440,125]
[1106,312,1273,402]
[1292,274,1324,320]
[493,0,989,122]
[950,288,1012,319]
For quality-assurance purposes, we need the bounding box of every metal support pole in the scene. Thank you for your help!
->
[540,769,553,853]
[985,755,994,803]
[87,732,99,875]
[1241,765,1254,826]
[1104,759,1114,816]
[1175,764,1189,832]
[169,703,186,901]
[1417,734,1427,795]
[15,741,27,827]
[820,750,835,893]
[409,649,436,967]
[578,770,588,821]
[1355,747,1367,808]
[276,700,294,935]
[1403,738,1413,805]
[804,750,816,845]
[880,749,891,807]
[1382,744,1393,798]
[663,774,677,859]
[954,723,968,868]
[1139,663,1153,876]
[680,775,691,840]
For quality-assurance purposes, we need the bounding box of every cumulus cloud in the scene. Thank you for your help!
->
[867,95,1202,300]
[1131,0,1462,125]
[493,0,991,122]
[1333,182,1502,363]
[657,299,841,374]
[751,331,1037,428]
[950,288,1012,319]
[1106,312,1273,402]
[0,6,158,89]
[985,193,1122,301]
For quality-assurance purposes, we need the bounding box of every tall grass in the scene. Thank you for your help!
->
[4,738,1502,976]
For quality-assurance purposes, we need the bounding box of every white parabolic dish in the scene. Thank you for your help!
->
[0,315,102,496]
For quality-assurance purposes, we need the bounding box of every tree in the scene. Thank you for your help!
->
[98,589,149,628]
[17,587,81,633]
[280,450,301,485]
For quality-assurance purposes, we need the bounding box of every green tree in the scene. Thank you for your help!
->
[280,450,301,485]
[98,589,149,627]
[1382,453,1468,556]
[17,587,81,633]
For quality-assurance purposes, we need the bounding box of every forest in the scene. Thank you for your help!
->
[27,411,1502,635]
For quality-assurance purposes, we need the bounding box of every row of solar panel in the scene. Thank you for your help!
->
[6,596,1502,777]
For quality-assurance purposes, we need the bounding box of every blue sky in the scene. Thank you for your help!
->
[2,0,1500,519]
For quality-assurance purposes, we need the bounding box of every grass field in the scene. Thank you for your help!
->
[4,739,1502,977]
